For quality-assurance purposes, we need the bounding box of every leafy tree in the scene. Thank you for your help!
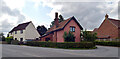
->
[0,33,5,41]
[50,21,55,27]
[50,14,64,27]
[5,36,13,44]
[37,25,47,36]
[58,15,64,22]
[63,31,75,42]
[81,30,97,42]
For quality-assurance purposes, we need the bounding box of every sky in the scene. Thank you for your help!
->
[0,0,119,37]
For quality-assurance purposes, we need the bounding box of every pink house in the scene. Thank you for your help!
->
[40,12,83,42]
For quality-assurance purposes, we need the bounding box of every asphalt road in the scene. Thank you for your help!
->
[2,44,119,57]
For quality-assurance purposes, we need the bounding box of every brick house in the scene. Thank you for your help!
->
[93,14,120,40]
[40,12,83,42]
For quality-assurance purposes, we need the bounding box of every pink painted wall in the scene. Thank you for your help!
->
[57,30,64,42]
[57,19,81,42]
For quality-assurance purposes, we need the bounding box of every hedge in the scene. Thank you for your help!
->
[26,41,96,49]
[11,40,19,45]
[95,41,120,47]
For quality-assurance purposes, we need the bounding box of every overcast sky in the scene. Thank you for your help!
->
[0,0,119,36]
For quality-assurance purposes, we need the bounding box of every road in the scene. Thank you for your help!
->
[2,44,119,57]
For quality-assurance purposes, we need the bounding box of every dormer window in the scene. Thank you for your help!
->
[70,26,75,32]
[15,31,17,34]
[20,30,23,34]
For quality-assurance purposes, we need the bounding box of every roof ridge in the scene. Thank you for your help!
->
[108,18,120,21]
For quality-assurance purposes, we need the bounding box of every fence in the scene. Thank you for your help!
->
[96,39,120,41]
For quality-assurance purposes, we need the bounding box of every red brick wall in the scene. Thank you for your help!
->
[41,33,53,41]
[97,19,118,39]
[118,21,120,38]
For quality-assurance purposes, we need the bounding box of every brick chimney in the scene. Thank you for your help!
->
[54,12,59,27]
[105,14,109,19]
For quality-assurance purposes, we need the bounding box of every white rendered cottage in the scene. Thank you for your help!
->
[8,21,40,41]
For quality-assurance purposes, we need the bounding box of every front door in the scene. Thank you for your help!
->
[20,38,23,42]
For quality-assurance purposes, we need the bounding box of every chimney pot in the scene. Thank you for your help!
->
[55,12,58,18]
[105,14,109,19]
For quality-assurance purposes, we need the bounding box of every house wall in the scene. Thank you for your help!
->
[97,19,118,39]
[118,28,120,38]
[57,19,81,42]
[118,21,120,38]
[41,34,53,41]
[8,32,13,37]
[25,22,40,40]
[56,30,64,42]
[12,30,25,41]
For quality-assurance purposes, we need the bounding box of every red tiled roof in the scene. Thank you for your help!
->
[47,17,71,33]
[47,16,83,33]
[9,21,31,33]
[93,28,98,33]
[108,18,120,28]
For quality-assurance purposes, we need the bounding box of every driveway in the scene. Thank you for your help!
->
[2,44,119,57]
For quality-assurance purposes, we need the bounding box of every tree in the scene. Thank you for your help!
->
[81,30,97,42]
[37,25,47,36]
[50,14,64,27]
[63,31,75,42]
[5,36,13,44]
[58,14,64,23]
[0,33,5,41]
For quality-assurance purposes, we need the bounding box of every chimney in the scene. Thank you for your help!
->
[105,14,109,19]
[54,12,59,27]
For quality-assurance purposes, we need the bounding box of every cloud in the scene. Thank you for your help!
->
[44,1,118,30]
[0,0,26,36]
[1,0,26,23]
[0,19,14,33]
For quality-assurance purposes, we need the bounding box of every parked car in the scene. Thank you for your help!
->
[23,39,34,44]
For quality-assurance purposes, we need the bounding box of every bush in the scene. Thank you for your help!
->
[11,40,19,45]
[26,41,95,49]
[95,41,120,47]
[5,37,13,44]
[81,30,97,42]
[63,31,75,42]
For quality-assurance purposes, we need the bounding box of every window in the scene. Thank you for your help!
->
[70,26,75,32]
[45,38,50,41]
[20,30,23,34]
[20,38,23,42]
[15,38,17,40]
[15,31,17,34]
[11,33,12,35]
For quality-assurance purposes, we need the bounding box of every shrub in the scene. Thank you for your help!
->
[5,37,13,44]
[81,30,97,42]
[26,41,95,49]
[95,41,120,47]
[11,40,19,45]
[63,31,75,42]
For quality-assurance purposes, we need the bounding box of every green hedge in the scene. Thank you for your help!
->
[95,41,120,47]
[5,37,13,44]
[11,40,19,45]
[26,41,95,49]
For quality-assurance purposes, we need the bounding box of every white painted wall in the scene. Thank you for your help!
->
[9,30,25,41]
[8,32,13,37]
[13,30,25,41]
[25,22,40,40]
